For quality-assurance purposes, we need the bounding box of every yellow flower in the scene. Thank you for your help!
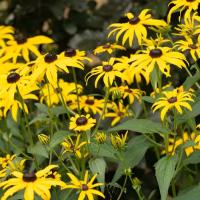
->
[69,114,96,132]
[175,36,200,61]
[150,83,172,98]
[64,171,105,200]
[108,9,167,46]
[0,165,65,200]
[167,0,200,22]
[40,79,82,106]
[173,12,200,38]
[94,43,125,54]
[95,132,107,144]
[85,57,124,88]
[0,26,14,47]
[0,154,16,169]
[164,132,200,156]
[2,34,53,63]
[61,134,87,159]
[152,88,194,121]
[38,134,50,144]
[110,85,143,104]
[110,131,128,150]
[105,102,131,126]
[130,43,187,77]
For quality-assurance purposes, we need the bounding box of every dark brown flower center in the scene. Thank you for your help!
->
[55,87,62,93]
[168,97,177,103]
[76,117,88,126]
[188,44,198,49]
[118,112,124,117]
[64,48,76,57]
[129,16,140,25]
[85,99,94,105]
[7,72,20,83]
[14,35,27,44]
[118,16,129,23]
[149,49,163,58]
[103,65,113,72]
[81,184,89,191]
[103,44,111,49]
[23,172,37,182]
[66,100,72,106]
[186,0,195,2]
[124,89,132,93]
[44,53,57,63]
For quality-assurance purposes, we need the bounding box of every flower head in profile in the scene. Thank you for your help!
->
[0,165,65,200]
[69,114,96,132]
[167,0,200,22]
[110,131,128,150]
[108,9,167,46]
[0,26,14,47]
[85,57,124,88]
[0,154,16,169]
[2,34,53,63]
[94,43,125,54]
[38,134,50,144]
[95,132,107,144]
[152,88,194,121]
[61,134,87,159]
[64,171,105,200]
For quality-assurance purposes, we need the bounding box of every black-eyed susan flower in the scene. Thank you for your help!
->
[85,57,124,88]
[64,170,105,200]
[105,102,131,126]
[163,132,200,156]
[167,0,200,22]
[110,131,128,150]
[175,36,200,61]
[110,85,143,104]
[0,154,16,169]
[94,43,125,54]
[0,165,65,200]
[61,134,87,159]
[0,26,14,47]
[95,132,107,144]
[2,34,53,63]
[130,43,187,77]
[152,88,194,121]
[108,9,167,46]
[38,134,50,144]
[69,114,96,132]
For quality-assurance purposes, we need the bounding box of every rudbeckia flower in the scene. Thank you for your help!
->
[110,131,128,150]
[167,0,200,22]
[95,132,107,144]
[64,170,105,200]
[152,88,194,121]
[130,43,187,77]
[85,57,124,88]
[38,134,50,144]
[61,134,87,159]
[0,165,65,200]
[0,154,16,169]
[175,36,200,61]
[0,26,14,47]
[163,132,200,156]
[2,34,53,63]
[94,43,125,54]
[69,114,96,132]
[108,9,167,46]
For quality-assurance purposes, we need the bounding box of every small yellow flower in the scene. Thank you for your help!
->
[110,131,128,150]
[61,134,87,158]
[95,132,107,144]
[108,9,167,46]
[94,43,125,54]
[64,170,105,200]
[150,83,172,98]
[38,134,50,144]
[0,165,65,200]
[152,88,194,121]
[69,114,96,132]
[0,154,16,169]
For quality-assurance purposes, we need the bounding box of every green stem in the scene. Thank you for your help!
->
[116,175,128,200]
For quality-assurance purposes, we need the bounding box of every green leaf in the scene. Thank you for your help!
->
[35,103,48,114]
[51,106,67,116]
[89,158,106,191]
[49,131,70,148]
[183,71,200,90]
[183,151,200,166]
[142,96,155,103]
[108,119,169,135]
[28,142,48,158]
[174,183,200,200]
[112,135,152,183]
[155,155,178,200]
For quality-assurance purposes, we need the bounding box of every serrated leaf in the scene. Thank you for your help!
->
[49,131,70,148]
[89,158,106,191]
[108,119,169,135]
[112,135,152,183]
[28,142,48,158]
[51,106,67,116]
[155,155,178,200]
